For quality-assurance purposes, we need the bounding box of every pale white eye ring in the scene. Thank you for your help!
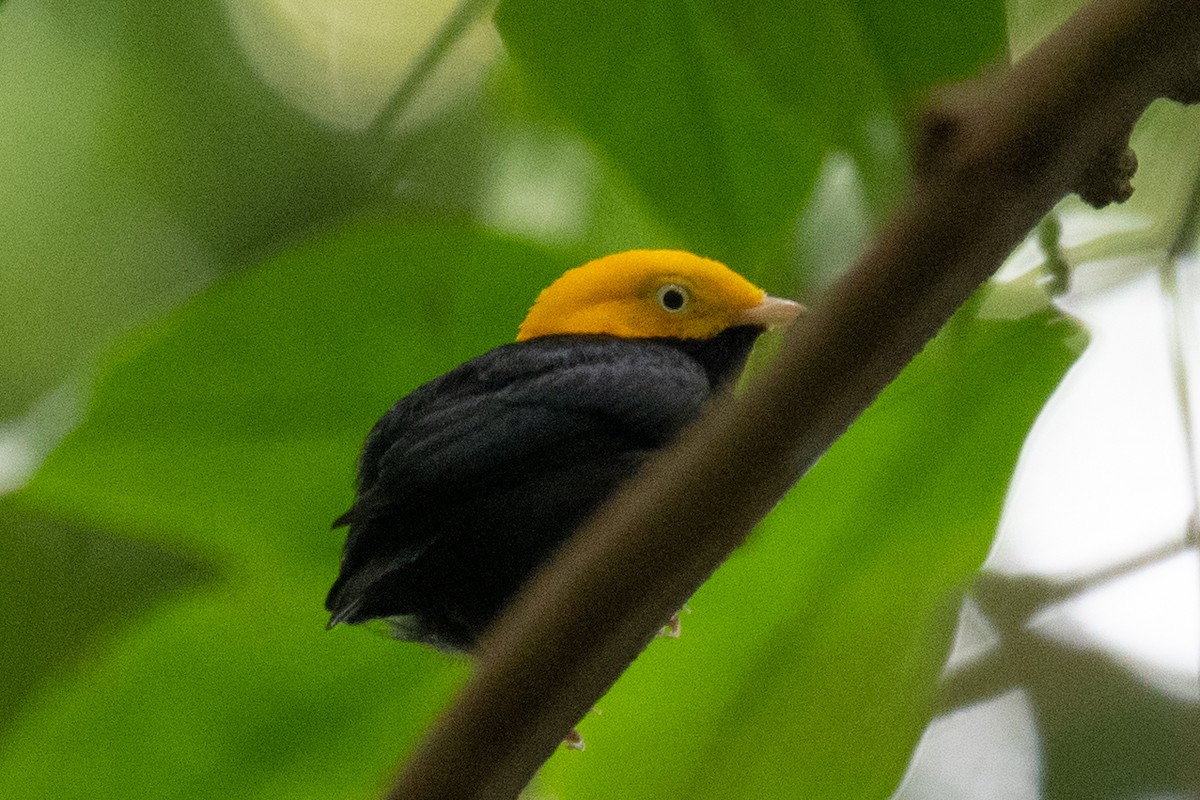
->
[656,283,689,313]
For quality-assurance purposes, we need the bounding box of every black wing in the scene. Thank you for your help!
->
[326,336,711,623]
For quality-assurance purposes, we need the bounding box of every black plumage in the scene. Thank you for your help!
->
[325,325,765,651]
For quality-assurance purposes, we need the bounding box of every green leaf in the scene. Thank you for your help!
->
[495,0,1006,268]
[848,0,1007,108]
[0,573,467,800]
[536,302,1083,799]
[3,221,559,798]
[494,0,873,268]
[0,502,208,738]
[17,221,564,569]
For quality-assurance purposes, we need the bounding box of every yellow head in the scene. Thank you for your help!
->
[517,250,801,342]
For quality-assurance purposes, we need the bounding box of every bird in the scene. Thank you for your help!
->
[325,249,801,654]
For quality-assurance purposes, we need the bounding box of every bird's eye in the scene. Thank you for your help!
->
[656,284,689,313]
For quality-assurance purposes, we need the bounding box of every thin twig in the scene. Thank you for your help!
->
[365,0,495,185]
[935,537,1197,715]
[388,1,1200,797]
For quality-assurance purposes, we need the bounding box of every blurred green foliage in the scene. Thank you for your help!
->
[1,0,1191,798]
[494,0,1005,268]
[0,0,372,420]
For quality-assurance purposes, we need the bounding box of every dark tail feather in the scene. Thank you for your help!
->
[325,559,368,629]
[325,597,363,630]
[325,582,366,629]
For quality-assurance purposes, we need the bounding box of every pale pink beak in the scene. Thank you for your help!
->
[735,295,805,329]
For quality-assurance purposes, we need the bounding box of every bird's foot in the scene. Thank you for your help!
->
[563,728,585,751]
[659,604,691,638]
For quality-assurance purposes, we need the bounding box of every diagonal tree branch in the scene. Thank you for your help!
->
[388,1,1200,797]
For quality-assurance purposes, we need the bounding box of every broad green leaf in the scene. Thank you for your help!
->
[4,222,557,798]
[494,0,880,269]
[475,63,686,257]
[17,222,564,568]
[495,0,1006,268]
[0,503,208,738]
[847,0,1007,108]
[0,572,467,800]
[536,301,1082,799]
